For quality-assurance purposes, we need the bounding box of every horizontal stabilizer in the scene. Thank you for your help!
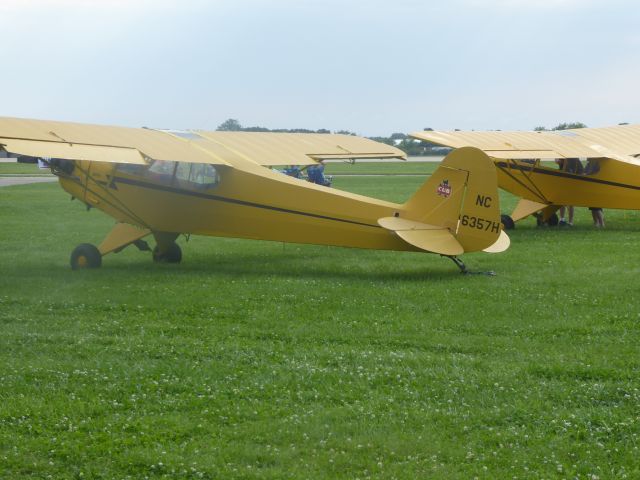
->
[378,216,463,255]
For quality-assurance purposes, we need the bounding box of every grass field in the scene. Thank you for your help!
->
[1,173,639,479]
[0,162,51,175]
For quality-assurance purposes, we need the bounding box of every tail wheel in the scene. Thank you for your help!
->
[500,214,515,230]
[153,242,182,263]
[71,243,102,270]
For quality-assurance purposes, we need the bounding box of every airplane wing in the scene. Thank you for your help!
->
[194,130,406,166]
[0,117,232,165]
[411,124,640,165]
[0,117,405,167]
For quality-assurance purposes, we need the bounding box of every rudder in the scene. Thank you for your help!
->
[402,147,507,253]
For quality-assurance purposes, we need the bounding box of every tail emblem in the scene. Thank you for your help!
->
[437,180,452,198]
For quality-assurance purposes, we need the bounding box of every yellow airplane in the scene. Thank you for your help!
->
[0,117,509,272]
[411,124,640,228]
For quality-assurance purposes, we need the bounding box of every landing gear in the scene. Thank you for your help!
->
[443,255,496,276]
[152,242,182,263]
[447,255,468,274]
[69,227,183,269]
[70,243,102,270]
[536,212,559,227]
[500,214,515,230]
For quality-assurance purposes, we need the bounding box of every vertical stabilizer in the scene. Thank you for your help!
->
[400,147,506,253]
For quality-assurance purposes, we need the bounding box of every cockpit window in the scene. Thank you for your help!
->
[172,162,219,188]
[117,160,219,189]
[189,164,219,186]
[117,163,148,176]
[148,160,177,177]
[585,158,601,176]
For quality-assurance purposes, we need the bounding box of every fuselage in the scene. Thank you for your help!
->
[55,158,421,253]
[496,158,640,209]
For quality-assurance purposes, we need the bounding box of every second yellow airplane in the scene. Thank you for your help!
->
[412,123,640,227]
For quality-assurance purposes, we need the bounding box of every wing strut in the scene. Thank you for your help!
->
[496,159,549,203]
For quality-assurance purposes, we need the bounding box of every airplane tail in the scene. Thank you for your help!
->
[378,147,509,255]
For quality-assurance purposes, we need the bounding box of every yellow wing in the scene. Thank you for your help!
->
[0,117,405,167]
[0,117,229,165]
[195,131,406,166]
[411,124,640,165]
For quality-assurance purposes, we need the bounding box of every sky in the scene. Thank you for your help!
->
[1,0,639,136]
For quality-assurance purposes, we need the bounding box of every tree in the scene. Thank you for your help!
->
[216,119,242,131]
[534,126,547,131]
[368,136,394,146]
[552,122,587,130]
[335,130,357,136]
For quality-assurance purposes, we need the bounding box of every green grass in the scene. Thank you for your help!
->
[1,180,639,479]
[0,162,51,175]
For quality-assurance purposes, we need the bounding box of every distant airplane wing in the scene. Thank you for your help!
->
[565,123,640,160]
[194,131,406,166]
[0,117,405,167]
[411,124,640,165]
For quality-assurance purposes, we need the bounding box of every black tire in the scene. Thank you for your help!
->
[547,213,559,227]
[70,243,102,270]
[500,214,515,230]
[153,242,182,263]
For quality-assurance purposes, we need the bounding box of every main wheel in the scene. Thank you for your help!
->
[500,214,515,230]
[153,242,182,263]
[70,243,102,270]
[547,213,559,227]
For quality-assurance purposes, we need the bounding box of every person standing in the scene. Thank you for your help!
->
[584,159,605,227]
[557,158,583,226]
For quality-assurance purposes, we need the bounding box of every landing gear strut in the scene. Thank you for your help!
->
[446,255,468,274]
[443,255,496,276]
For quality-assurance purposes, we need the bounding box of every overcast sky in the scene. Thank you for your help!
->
[1,0,639,136]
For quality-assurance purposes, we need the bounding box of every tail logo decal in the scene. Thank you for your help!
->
[437,180,452,198]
